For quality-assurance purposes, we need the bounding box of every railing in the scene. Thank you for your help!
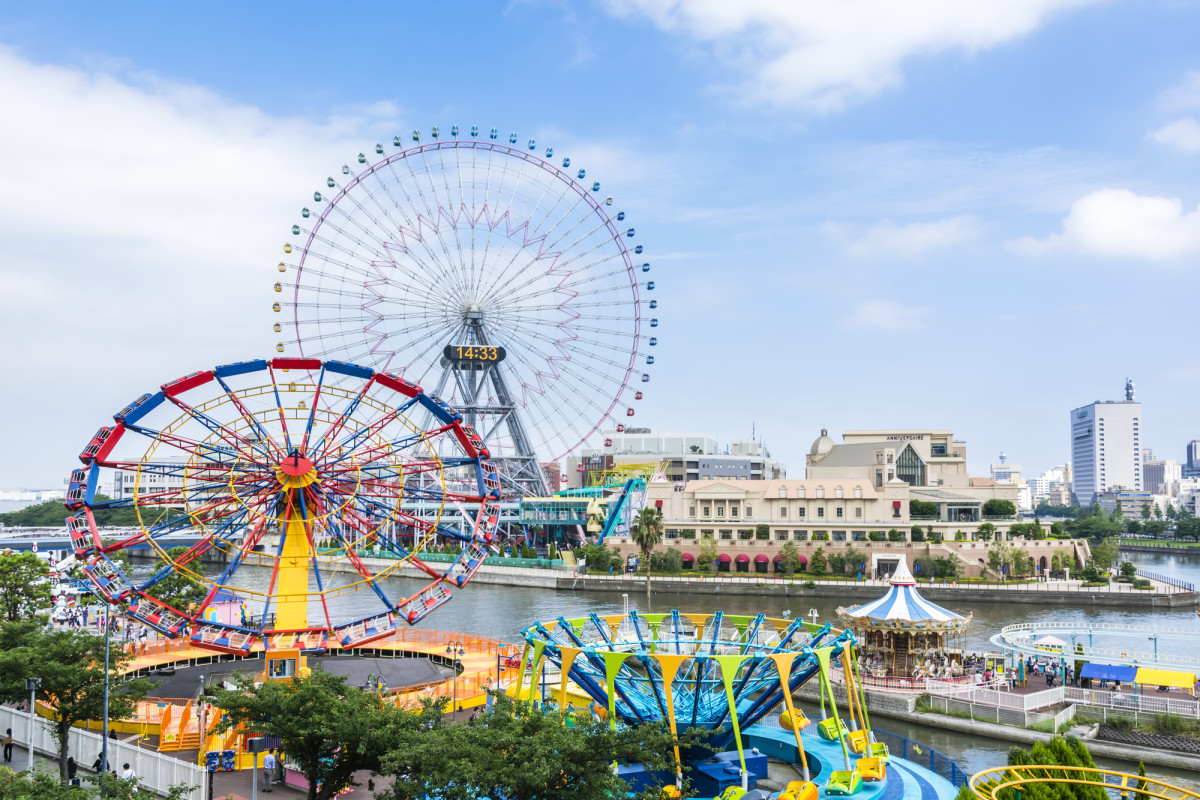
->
[922,695,1076,730]
[1065,686,1200,718]
[1136,569,1195,591]
[872,728,968,787]
[0,704,203,798]
[928,683,1065,712]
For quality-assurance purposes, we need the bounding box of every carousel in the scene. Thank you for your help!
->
[836,560,972,679]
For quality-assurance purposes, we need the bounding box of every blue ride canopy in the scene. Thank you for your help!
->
[1079,663,1137,682]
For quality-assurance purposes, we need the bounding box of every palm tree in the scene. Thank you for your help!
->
[629,506,665,600]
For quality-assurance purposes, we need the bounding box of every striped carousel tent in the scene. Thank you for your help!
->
[840,560,967,628]
[836,559,971,677]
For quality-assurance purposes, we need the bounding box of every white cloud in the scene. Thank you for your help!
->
[843,299,930,332]
[1008,188,1200,261]
[601,0,1097,112]
[1157,71,1200,112]
[1148,118,1200,152]
[0,47,404,484]
[823,215,978,258]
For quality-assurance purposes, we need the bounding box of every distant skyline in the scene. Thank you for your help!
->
[1,1,1199,487]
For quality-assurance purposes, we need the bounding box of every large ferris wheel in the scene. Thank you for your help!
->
[273,126,658,497]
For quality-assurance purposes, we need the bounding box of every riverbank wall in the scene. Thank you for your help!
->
[342,558,1199,607]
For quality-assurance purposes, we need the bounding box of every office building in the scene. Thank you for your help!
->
[1143,459,1182,495]
[1184,440,1200,479]
[1070,380,1142,507]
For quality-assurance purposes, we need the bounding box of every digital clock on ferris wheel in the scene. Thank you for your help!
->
[444,344,507,364]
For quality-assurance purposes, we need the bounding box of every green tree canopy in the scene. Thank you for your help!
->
[909,500,938,517]
[982,499,1018,517]
[382,693,704,800]
[209,667,408,800]
[629,506,664,599]
[777,540,802,575]
[0,624,154,780]
[0,553,50,622]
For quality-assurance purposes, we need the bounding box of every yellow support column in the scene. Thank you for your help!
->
[274,455,319,632]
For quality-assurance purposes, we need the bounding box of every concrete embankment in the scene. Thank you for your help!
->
[557,574,1200,608]
[334,558,1199,607]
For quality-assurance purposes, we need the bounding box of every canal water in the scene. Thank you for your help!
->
[135,550,1200,784]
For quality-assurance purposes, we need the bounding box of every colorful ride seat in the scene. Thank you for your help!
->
[779,711,812,732]
[846,729,870,754]
[716,788,745,800]
[865,742,889,762]
[856,757,886,782]
[778,780,819,800]
[825,771,863,796]
[817,717,848,742]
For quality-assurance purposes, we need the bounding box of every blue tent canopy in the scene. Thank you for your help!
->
[1080,663,1137,682]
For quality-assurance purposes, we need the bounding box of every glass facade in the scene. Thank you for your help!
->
[896,444,926,486]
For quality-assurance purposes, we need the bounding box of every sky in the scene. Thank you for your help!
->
[1,0,1199,488]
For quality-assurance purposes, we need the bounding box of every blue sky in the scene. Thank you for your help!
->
[2,0,1199,487]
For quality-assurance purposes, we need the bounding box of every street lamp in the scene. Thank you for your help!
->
[101,601,112,775]
[445,642,466,714]
[25,677,39,772]
[808,609,819,628]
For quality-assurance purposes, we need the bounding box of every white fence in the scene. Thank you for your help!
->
[928,683,1066,712]
[0,706,203,798]
[1065,686,1200,718]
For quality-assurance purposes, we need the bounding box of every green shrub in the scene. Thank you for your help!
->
[679,529,696,539]
[868,531,886,542]
[888,528,905,542]
[911,526,925,542]
[812,531,829,541]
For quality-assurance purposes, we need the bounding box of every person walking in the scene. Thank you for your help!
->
[261,750,276,792]
[120,763,135,781]
[273,748,285,786]
[67,757,79,786]
[2,728,12,762]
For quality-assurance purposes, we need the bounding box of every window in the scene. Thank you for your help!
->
[833,531,847,542]
[797,507,806,518]
[931,443,948,457]
[701,529,714,538]
[875,469,883,488]
[855,507,862,518]
[854,487,863,499]
[852,531,866,542]
[835,486,844,498]
[689,506,696,517]
[779,487,788,499]
[746,505,753,516]
[794,530,808,541]
[816,487,825,499]
[887,453,894,464]
[836,507,844,518]
[780,507,788,517]
[876,452,884,465]
[720,529,733,540]
[703,506,711,516]
[738,529,752,540]
[797,488,805,499]
[775,530,790,540]
[896,445,926,486]
[716,507,725,517]
[665,529,678,538]
[893,504,901,518]
[817,507,825,518]
[731,506,739,517]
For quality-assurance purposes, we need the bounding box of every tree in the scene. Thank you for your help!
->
[1089,537,1120,570]
[629,506,664,599]
[987,541,1014,578]
[688,445,703,454]
[1125,519,1143,536]
[0,624,154,780]
[842,546,866,576]
[809,547,828,576]
[576,544,618,574]
[983,499,1017,517]
[697,538,720,574]
[1175,517,1200,542]
[975,522,997,541]
[0,553,51,622]
[382,693,703,800]
[1051,548,1074,572]
[1119,561,1137,580]
[777,541,802,575]
[1141,501,1152,520]
[910,525,925,542]
[827,552,846,575]
[1152,502,1163,520]
[210,668,406,800]
[909,500,938,518]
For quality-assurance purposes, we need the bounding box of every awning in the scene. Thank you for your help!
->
[1034,635,1068,649]
[774,553,809,564]
[718,553,731,563]
[1080,663,1137,682]
[1136,667,1197,690]
[681,553,695,562]
[754,554,770,563]
[735,554,750,563]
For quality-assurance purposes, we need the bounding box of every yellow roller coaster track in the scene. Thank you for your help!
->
[970,766,1200,800]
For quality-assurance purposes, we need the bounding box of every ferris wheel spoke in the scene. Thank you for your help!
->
[214,375,287,461]
[162,396,276,465]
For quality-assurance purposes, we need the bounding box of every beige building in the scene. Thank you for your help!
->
[804,429,1019,523]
